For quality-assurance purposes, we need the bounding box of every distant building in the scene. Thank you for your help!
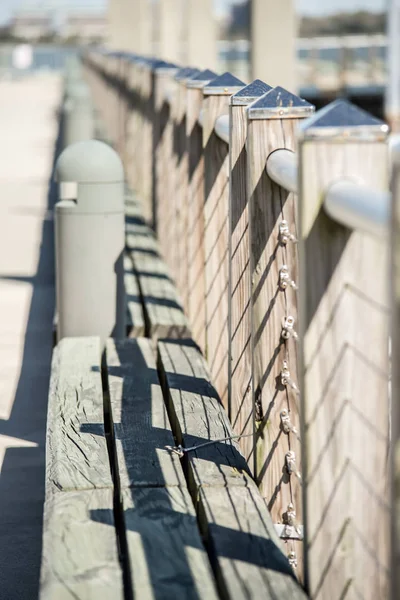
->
[63,13,107,42]
[11,10,54,41]
[9,4,107,44]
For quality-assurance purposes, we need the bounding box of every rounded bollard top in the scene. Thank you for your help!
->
[56,140,124,184]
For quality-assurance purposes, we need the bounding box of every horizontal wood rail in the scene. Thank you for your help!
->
[83,48,394,599]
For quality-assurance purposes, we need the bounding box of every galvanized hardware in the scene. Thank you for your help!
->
[281,361,291,386]
[286,503,296,526]
[280,409,301,439]
[274,523,304,540]
[281,361,300,394]
[285,451,302,483]
[274,504,304,540]
[281,315,298,340]
[280,409,292,433]
[165,432,254,457]
[285,450,297,474]
[279,220,297,245]
[288,551,298,569]
[279,265,298,291]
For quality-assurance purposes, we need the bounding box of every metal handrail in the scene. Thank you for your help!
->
[214,114,229,144]
[265,148,389,238]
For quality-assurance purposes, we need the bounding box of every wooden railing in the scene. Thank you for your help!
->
[83,49,392,599]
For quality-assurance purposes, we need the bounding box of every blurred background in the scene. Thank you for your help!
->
[0,0,389,118]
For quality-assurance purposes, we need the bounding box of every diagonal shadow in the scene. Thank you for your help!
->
[0,100,62,600]
[83,338,297,598]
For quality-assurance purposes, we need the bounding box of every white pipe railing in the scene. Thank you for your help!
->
[266,150,297,194]
[324,181,389,238]
[198,108,204,128]
[214,114,229,144]
[265,148,389,238]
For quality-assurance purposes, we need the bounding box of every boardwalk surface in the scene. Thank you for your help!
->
[0,74,61,599]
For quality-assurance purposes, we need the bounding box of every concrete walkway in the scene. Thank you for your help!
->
[0,74,61,599]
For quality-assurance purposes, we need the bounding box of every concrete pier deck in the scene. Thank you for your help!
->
[0,74,61,599]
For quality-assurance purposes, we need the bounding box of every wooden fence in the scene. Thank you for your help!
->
[83,50,393,599]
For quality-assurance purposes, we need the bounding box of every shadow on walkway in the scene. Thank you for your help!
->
[0,109,62,600]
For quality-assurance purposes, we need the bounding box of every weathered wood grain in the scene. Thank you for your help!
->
[186,86,207,352]
[299,127,390,597]
[124,252,145,337]
[121,487,219,600]
[157,338,252,490]
[228,81,273,469]
[157,338,306,599]
[106,337,186,488]
[127,221,191,340]
[203,94,231,408]
[46,337,112,493]
[174,78,191,310]
[40,488,123,600]
[155,69,175,273]
[247,112,304,571]
[391,147,400,600]
[198,485,307,600]
[229,99,252,463]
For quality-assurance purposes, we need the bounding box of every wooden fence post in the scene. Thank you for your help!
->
[247,87,314,575]
[171,68,201,308]
[185,69,217,352]
[298,100,390,597]
[156,67,198,277]
[391,140,400,600]
[125,57,141,200]
[154,65,179,258]
[228,79,272,465]
[203,72,245,408]
[151,61,177,231]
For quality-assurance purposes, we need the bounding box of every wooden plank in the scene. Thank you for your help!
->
[299,101,390,598]
[157,338,252,490]
[198,485,307,600]
[121,487,219,600]
[203,73,244,408]
[127,222,191,340]
[157,338,306,599]
[40,489,123,600]
[124,252,145,337]
[106,337,185,488]
[247,89,313,574]
[228,80,272,469]
[46,337,112,494]
[186,71,217,353]
[105,337,219,599]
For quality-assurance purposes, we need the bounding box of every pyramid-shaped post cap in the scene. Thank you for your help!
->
[186,69,218,88]
[231,79,273,106]
[56,140,124,184]
[174,67,199,81]
[247,86,314,120]
[299,98,389,140]
[204,72,245,95]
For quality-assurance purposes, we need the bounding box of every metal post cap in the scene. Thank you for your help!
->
[56,140,124,184]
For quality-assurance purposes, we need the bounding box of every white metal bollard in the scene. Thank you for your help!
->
[63,81,94,148]
[55,140,126,347]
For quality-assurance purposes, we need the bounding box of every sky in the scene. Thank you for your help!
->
[0,0,386,26]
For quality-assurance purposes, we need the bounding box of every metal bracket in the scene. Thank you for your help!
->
[279,220,297,245]
[274,524,304,541]
[279,265,298,291]
[288,551,298,569]
[281,315,298,341]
